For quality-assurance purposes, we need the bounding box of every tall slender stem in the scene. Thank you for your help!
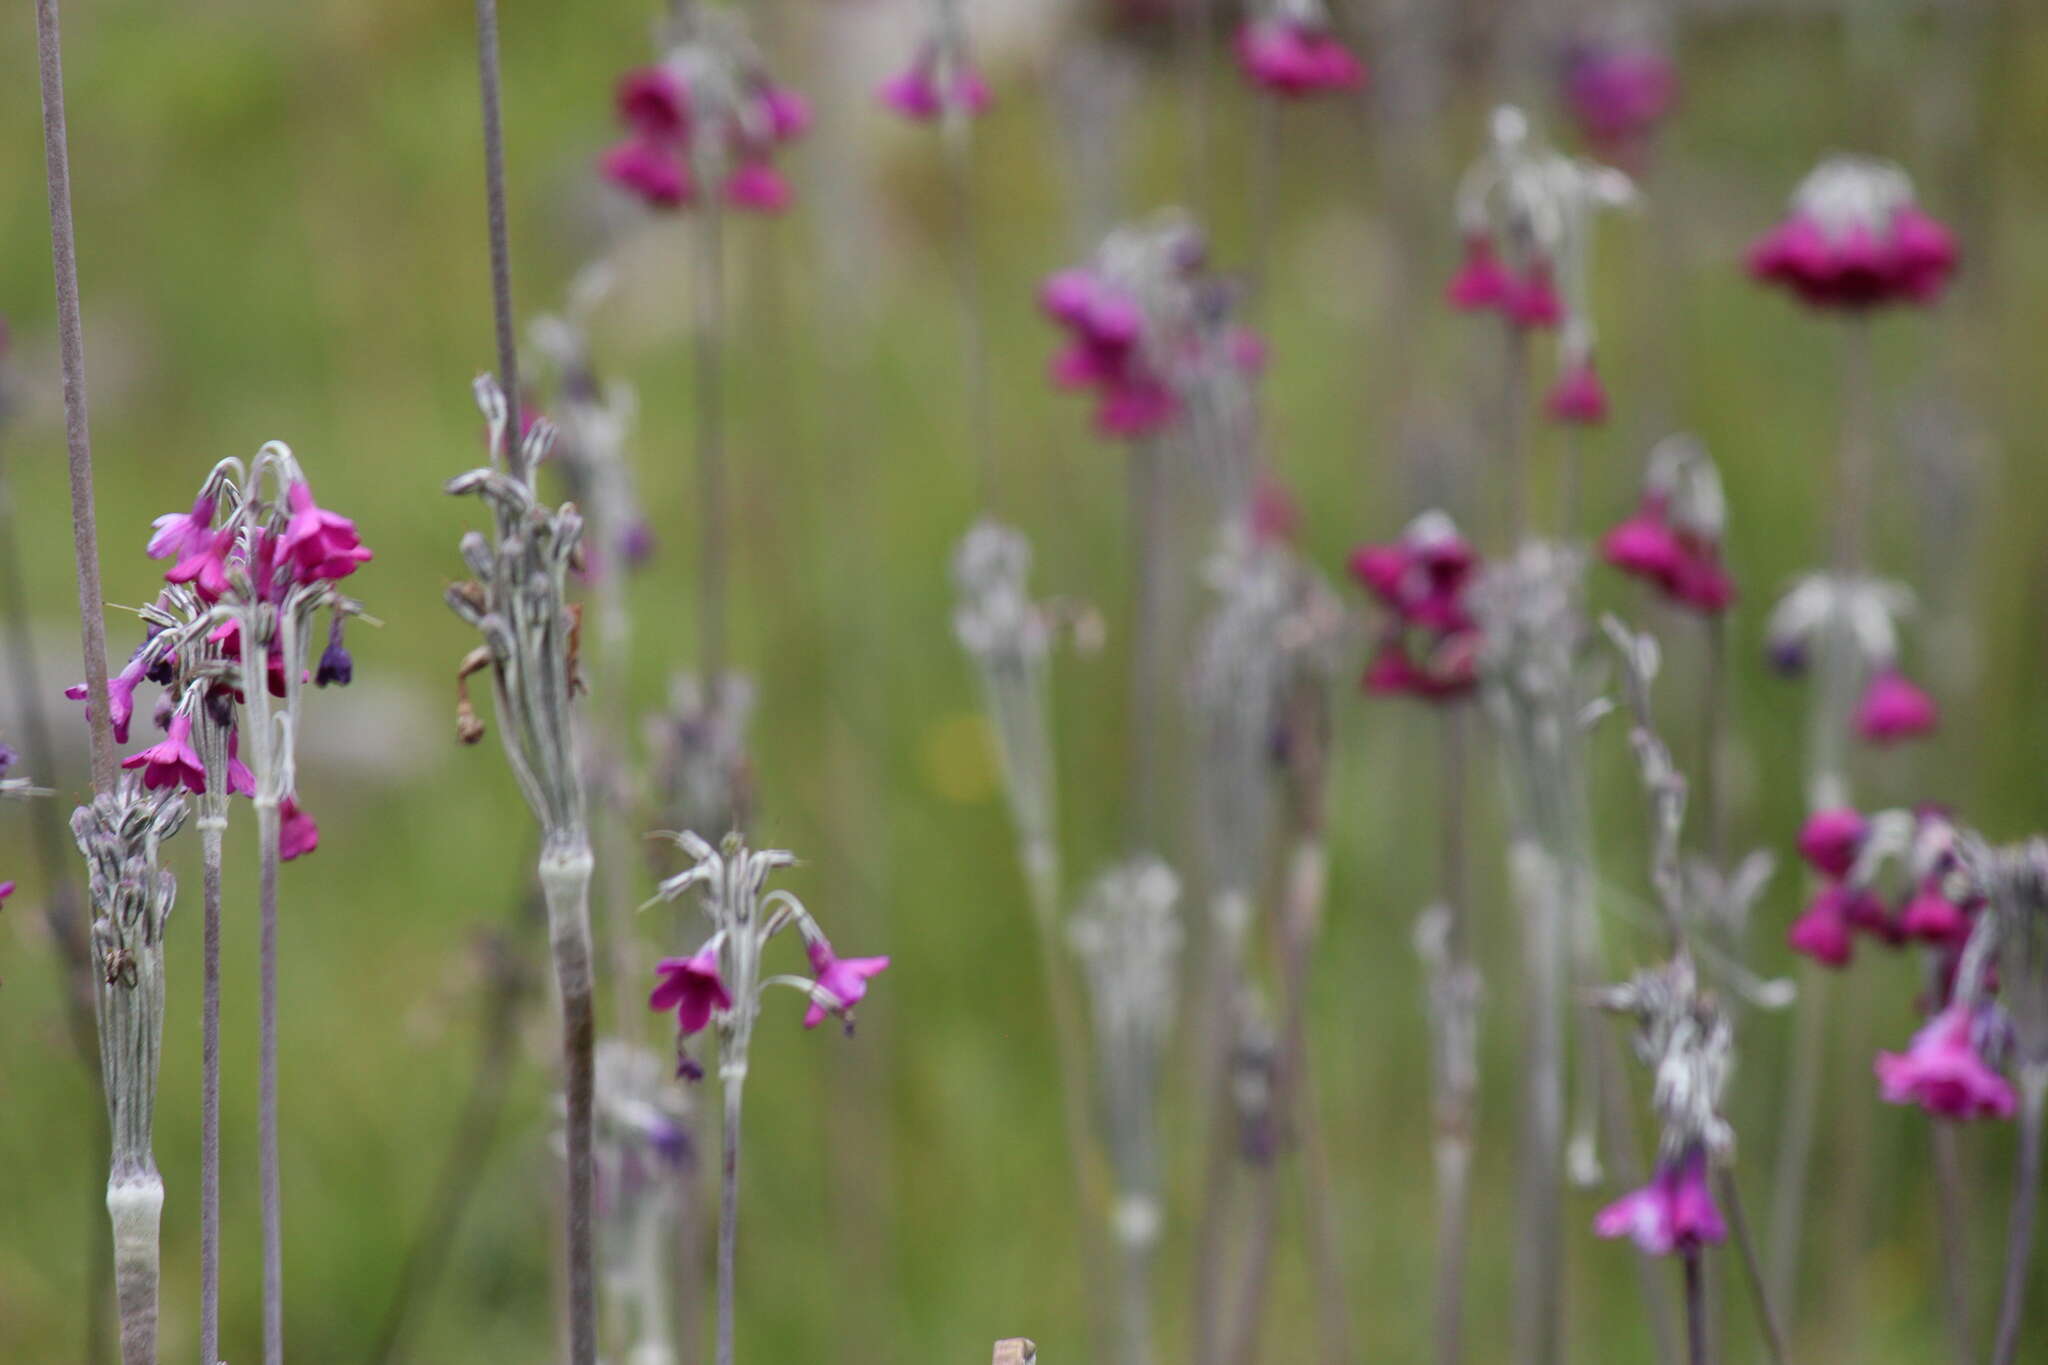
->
[255,797,284,1365]
[1501,322,1530,546]
[35,0,116,795]
[1715,1169,1786,1365]
[199,805,225,1365]
[1699,615,1728,870]
[542,843,599,1365]
[1127,440,1169,849]
[1990,1064,2048,1365]
[1510,843,1566,1365]
[942,115,994,511]
[1929,1121,1975,1365]
[693,199,729,699]
[717,1073,746,1365]
[474,0,522,481]
[1683,1252,1708,1365]
[0,424,109,1365]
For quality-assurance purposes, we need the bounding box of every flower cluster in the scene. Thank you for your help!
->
[881,0,990,123]
[600,10,809,214]
[1560,36,1678,168]
[65,445,370,856]
[1446,107,1635,426]
[1601,434,1734,614]
[1346,510,1481,703]
[1235,0,1365,98]
[1764,573,1938,745]
[1040,212,1263,442]
[645,832,888,1080]
[1591,958,1733,1257]
[1787,806,1976,967]
[1747,156,1957,310]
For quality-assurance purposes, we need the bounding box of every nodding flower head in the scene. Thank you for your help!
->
[1748,156,1957,310]
[1561,37,1678,166]
[1544,346,1608,425]
[278,796,319,861]
[880,40,991,122]
[1446,233,1513,311]
[802,938,891,1030]
[121,713,207,795]
[1877,1005,2015,1121]
[1594,1147,1725,1256]
[1855,668,1938,744]
[67,649,149,745]
[147,494,217,563]
[600,13,807,215]
[1235,1,1365,98]
[650,947,734,1036]
[279,481,373,581]
[1347,511,1483,705]
[315,617,353,688]
[1787,885,1860,966]
[1797,807,1869,880]
[1601,436,1734,615]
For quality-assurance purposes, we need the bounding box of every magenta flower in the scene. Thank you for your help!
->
[279,482,372,581]
[758,86,811,142]
[1876,1007,2015,1121]
[1506,259,1563,329]
[1562,41,1678,166]
[0,881,12,904]
[601,137,692,209]
[1594,1148,1726,1256]
[122,713,207,794]
[165,528,235,601]
[1600,493,1733,615]
[802,938,890,1029]
[1235,18,1366,97]
[1446,234,1513,311]
[66,651,148,745]
[879,48,992,122]
[278,795,319,860]
[1787,889,1855,967]
[650,949,733,1036]
[1348,515,1482,705]
[617,65,688,138]
[1796,807,1868,879]
[1040,269,1181,439]
[724,159,792,214]
[147,494,217,562]
[1855,669,1937,744]
[1900,883,1971,946]
[1748,159,1958,311]
[1545,355,1608,425]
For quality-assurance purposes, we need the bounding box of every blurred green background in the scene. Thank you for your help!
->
[5,2,2048,1362]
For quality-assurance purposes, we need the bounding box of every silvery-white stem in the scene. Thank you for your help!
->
[255,796,284,1365]
[716,1070,747,1365]
[1991,1064,2048,1365]
[1510,839,1566,1365]
[199,808,225,1365]
[107,1173,163,1365]
[541,839,598,1365]
[1112,1195,1159,1365]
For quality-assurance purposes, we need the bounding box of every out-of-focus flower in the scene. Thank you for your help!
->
[1876,1005,2015,1120]
[1594,1147,1725,1255]
[1545,347,1608,425]
[1236,1,1365,98]
[1797,807,1869,880]
[1748,157,1957,310]
[1855,668,1938,743]
[1347,511,1482,704]
[1561,38,1678,167]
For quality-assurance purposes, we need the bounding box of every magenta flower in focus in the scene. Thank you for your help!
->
[148,494,217,562]
[278,796,319,861]
[279,482,372,582]
[1235,15,1365,97]
[1876,1006,2015,1121]
[803,938,890,1029]
[165,528,235,601]
[122,713,207,794]
[1593,1148,1726,1256]
[67,651,148,745]
[650,948,734,1037]
[1855,669,1938,744]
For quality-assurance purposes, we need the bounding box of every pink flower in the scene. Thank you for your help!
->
[879,49,992,122]
[1796,807,1868,879]
[147,494,217,562]
[165,528,235,601]
[1899,883,1971,946]
[1235,19,1366,97]
[1545,356,1608,425]
[1562,43,1678,160]
[650,949,733,1036]
[758,86,811,143]
[0,881,12,903]
[66,652,147,745]
[122,713,207,794]
[1787,890,1855,967]
[1748,193,1959,312]
[1594,1149,1726,1256]
[1446,234,1512,311]
[803,938,890,1029]
[1601,498,1684,583]
[1855,669,1938,744]
[601,137,692,209]
[279,482,372,582]
[725,159,792,214]
[617,65,688,138]
[1096,376,1179,438]
[278,796,319,860]
[1876,1007,2015,1121]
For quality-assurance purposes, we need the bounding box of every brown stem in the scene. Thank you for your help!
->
[1683,1251,1708,1365]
